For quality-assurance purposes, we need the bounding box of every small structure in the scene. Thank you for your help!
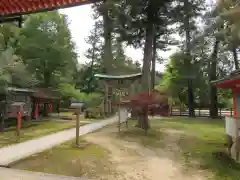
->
[31,88,60,120]
[212,70,240,162]
[0,87,60,129]
[0,87,34,119]
[94,73,142,117]
[94,73,142,131]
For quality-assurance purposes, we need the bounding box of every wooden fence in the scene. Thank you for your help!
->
[170,108,233,118]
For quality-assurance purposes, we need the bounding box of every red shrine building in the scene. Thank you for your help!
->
[213,70,240,118]
[213,70,240,162]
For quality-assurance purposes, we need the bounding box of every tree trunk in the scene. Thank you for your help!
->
[43,103,49,117]
[102,0,113,116]
[187,80,195,117]
[184,0,195,117]
[137,20,154,130]
[87,22,98,93]
[136,107,150,131]
[142,22,153,93]
[43,59,51,87]
[102,0,113,73]
[0,116,4,132]
[0,97,7,132]
[209,39,219,118]
[151,28,157,90]
[232,45,239,69]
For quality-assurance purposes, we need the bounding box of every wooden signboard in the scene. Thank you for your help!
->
[114,89,128,97]
[70,102,84,109]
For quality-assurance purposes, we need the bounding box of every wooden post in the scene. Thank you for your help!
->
[109,90,112,115]
[117,80,121,132]
[26,115,31,126]
[126,111,128,129]
[105,81,109,117]
[118,105,120,132]
[76,108,80,146]
[16,105,23,138]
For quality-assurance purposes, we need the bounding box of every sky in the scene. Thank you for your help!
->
[59,4,179,73]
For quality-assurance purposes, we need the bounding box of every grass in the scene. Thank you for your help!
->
[0,116,88,148]
[11,139,113,179]
[117,118,240,180]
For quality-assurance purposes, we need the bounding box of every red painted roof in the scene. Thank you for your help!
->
[216,79,240,89]
[212,71,240,89]
[0,0,97,17]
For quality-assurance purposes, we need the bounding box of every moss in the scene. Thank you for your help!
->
[11,139,113,179]
[0,117,85,147]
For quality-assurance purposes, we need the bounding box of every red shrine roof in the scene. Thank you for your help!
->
[212,70,240,88]
[0,0,98,17]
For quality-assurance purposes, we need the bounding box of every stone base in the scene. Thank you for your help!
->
[229,136,240,163]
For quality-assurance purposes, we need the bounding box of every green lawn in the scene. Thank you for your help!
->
[117,118,240,180]
[0,117,88,148]
[9,117,240,179]
[11,139,113,179]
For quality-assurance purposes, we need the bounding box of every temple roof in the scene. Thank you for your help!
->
[32,88,60,100]
[212,69,240,88]
[0,0,98,17]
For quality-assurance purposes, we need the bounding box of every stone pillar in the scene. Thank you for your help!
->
[225,116,240,162]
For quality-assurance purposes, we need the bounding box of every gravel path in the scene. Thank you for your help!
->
[83,127,209,180]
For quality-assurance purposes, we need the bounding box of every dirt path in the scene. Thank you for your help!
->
[84,128,209,180]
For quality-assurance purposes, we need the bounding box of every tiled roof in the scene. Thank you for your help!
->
[0,0,98,17]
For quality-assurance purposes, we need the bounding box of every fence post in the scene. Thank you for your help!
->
[219,108,222,117]
[198,108,201,117]
[170,106,172,116]
[231,108,233,117]
[180,107,182,116]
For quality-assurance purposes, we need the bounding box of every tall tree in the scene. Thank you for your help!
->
[116,0,174,130]
[18,11,78,88]
[217,0,240,70]
[83,21,103,93]
[171,0,205,117]
[209,38,220,118]
[94,0,115,73]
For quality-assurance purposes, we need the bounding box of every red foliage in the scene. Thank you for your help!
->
[114,90,169,116]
